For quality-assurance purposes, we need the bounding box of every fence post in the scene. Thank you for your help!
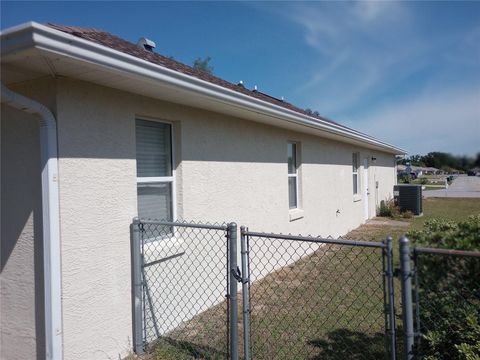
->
[131,217,144,354]
[400,236,414,360]
[412,250,421,352]
[228,223,239,360]
[386,236,397,360]
[240,226,251,360]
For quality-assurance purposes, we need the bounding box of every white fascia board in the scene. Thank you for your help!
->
[1,22,406,154]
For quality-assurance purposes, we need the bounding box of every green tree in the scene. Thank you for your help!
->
[192,56,214,74]
[409,154,425,166]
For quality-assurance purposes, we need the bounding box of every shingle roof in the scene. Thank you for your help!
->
[47,23,347,129]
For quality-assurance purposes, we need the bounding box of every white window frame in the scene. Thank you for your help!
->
[135,116,177,224]
[353,152,361,200]
[288,142,304,221]
[288,142,298,209]
[135,118,186,260]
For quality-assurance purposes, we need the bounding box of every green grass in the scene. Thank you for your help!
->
[348,198,480,243]
[423,185,445,190]
[144,198,480,360]
[246,243,386,359]
[413,197,480,225]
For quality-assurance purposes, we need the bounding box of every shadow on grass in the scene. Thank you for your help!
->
[307,329,386,360]
[151,336,227,360]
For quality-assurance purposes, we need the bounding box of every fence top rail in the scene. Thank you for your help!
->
[413,247,480,258]
[136,219,228,231]
[242,230,386,248]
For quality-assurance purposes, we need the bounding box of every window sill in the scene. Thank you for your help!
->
[289,209,304,222]
[353,195,362,202]
[142,235,186,263]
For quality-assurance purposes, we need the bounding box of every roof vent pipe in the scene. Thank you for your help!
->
[137,37,156,52]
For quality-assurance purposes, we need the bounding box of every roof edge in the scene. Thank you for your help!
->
[1,22,406,154]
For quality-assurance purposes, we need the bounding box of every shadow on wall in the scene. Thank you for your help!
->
[176,112,377,166]
[1,105,46,358]
[4,78,396,171]
[33,78,393,168]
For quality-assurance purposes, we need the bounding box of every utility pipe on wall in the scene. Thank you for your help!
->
[1,83,63,360]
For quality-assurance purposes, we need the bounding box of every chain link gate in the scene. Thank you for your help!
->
[398,239,480,360]
[239,228,397,360]
[131,218,239,359]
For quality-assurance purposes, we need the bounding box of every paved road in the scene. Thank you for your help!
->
[423,175,480,198]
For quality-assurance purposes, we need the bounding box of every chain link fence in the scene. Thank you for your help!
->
[240,229,395,360]
[411,248,480,360]
[130,219,479,360]
[131,219,233,359]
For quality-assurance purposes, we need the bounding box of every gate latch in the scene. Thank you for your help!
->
[231,266,242,282]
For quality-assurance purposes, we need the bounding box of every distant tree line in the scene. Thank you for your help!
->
[398,152,480,172]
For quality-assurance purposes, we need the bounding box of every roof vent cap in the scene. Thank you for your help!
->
[137,37,156,52]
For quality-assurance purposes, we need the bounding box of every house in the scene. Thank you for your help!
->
[0,22,405,360]
[397,164,421,177]
[397,164,441,177]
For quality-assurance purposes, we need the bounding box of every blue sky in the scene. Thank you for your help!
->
[1,1,479,156]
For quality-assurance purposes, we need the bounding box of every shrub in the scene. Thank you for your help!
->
[407,215,480,360]
[378,200,392,217]
[377,199,400,218]
[420,177,429,185]
[408,215,480,251]
[399,174,412,184]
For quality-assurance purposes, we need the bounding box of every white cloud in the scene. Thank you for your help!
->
[352,1,393,23]
[273,2,426,114]
[253,2,480,155]
[287,2,410,55]
[347,86,480,156]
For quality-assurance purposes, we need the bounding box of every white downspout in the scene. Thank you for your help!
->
[1,83,63,360]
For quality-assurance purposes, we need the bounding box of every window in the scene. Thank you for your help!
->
[352,152,360,195]
[288,142,299,209]
[136,119,174,223]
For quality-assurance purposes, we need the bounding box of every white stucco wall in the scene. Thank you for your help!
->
[1,106,43,360]
[178,115,396,236]
[2,77,397,360]
[54,80,137,360]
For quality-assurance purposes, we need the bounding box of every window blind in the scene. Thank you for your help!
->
[137,183,172,221]
[135,119,172,177]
